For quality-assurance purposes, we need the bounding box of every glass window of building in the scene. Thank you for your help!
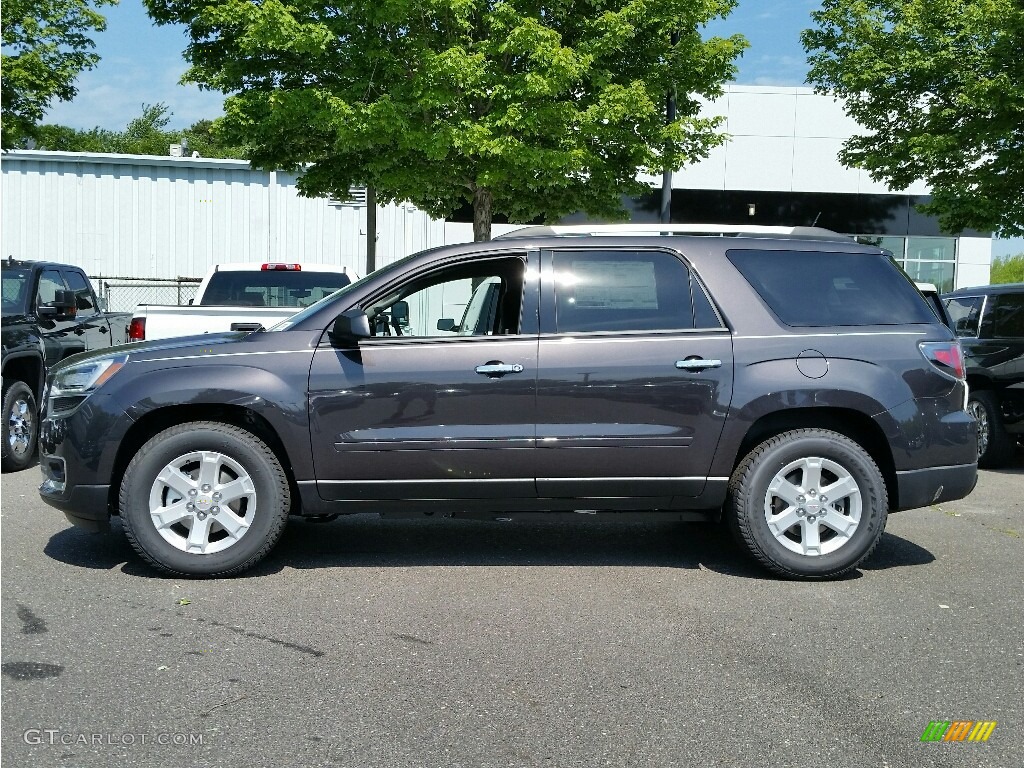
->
[853,235,957,293]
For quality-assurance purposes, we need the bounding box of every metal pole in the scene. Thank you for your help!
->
[366,186,377,274]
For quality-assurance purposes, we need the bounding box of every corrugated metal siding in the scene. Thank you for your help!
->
[1,152,448,280]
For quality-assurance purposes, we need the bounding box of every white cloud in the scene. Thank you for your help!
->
[43,60,224,131]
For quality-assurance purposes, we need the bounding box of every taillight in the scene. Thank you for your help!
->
[919,341,965,380]
[261,263,301,271]
[128,317,146,341]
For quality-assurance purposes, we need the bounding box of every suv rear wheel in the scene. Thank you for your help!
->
[966,390,1016,469]
[728,429,887,579]
[119,422,291,577]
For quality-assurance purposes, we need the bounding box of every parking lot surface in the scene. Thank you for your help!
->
[2,452,1022,768]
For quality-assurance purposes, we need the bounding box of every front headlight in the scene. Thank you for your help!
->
[49,355,128,412]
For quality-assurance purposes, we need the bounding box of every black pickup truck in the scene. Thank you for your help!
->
[943,283,1024,467]
[1,259,131,472]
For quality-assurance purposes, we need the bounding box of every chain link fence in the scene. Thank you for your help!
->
[91,276,202,313]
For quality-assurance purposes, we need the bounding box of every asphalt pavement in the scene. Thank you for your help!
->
[2,451,1022,768]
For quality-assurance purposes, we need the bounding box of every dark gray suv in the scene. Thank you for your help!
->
[38,225,977,579]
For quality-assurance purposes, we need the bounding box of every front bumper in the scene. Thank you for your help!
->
[37,392,130,532]
[38,479,112,532]
[894,462,978,511]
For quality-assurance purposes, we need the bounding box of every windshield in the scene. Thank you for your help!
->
[1,268,31,316]
[201,270,352,308]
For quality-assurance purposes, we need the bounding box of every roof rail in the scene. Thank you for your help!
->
[495,224,851,242]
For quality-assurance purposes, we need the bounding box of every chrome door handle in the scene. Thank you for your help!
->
[475,363,525,376]
[675,358,722,371]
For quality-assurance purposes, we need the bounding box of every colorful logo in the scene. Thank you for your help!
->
[920,721,997,742]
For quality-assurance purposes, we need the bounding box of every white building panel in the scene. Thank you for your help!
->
[955,237,995,289]
[671,145,729,190]
[793,91,857,137]
[723,135,796,191]
[791,137,859,193]
[725,87,797,138]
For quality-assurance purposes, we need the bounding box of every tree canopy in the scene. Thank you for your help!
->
[145,0,746,239]
[991,253,1024,284]
[1,0,117,147]
[803,0,1024,237]
[32,103,247,158]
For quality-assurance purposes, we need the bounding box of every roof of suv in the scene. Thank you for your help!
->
[497,224,853,242]
[943,283,1024,298]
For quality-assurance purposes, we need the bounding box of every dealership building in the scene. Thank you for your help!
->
[1,85,992,295]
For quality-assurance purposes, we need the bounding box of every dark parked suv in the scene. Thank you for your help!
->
[38,225,977,579]
[943,283,1024,467]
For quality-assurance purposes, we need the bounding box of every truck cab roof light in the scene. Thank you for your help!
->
[262,263,301,271]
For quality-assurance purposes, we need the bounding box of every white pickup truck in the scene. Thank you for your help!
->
[129,262,353,342]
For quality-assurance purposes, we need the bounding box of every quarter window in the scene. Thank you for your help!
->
[944,296,983,338]
[728,249,935,327]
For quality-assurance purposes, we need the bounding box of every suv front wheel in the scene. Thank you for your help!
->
[728,429,888,579]
[119,422,291,577]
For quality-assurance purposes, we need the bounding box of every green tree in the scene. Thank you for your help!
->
[991,253,1024,284]
[803,0,1024,237]
[145,0,745,240]
[33,103,247,158]
[1,0,117,147]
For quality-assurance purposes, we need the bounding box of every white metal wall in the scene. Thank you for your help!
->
[1,152,446,279]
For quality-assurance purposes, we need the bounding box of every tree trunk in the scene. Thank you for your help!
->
[473,185,493,242]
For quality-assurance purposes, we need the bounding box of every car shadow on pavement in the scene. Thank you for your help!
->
[42,516,936,581]
[42,518,156,577]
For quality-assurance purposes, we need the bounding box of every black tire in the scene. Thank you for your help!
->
[119,422,290,577]
[2,380,38,473]
[967,390,1016,469]
[727,429,888,579]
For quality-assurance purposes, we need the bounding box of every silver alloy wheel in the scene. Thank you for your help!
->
[966,399,989,459]
[7,396,33,457]
[763,456,862,557]
[148,450,257,554]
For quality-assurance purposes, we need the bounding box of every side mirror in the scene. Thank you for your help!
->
[436,318,457,332]
[329,308,372,345]
[37,290,77,319]
[391,300,409,322]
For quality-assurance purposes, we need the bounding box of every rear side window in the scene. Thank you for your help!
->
[202,270,352,308]
[727,249,936,327]
[553,250,718,333]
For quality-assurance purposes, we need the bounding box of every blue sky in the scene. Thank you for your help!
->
[40,0,1022,256]
[44,0,821,131]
